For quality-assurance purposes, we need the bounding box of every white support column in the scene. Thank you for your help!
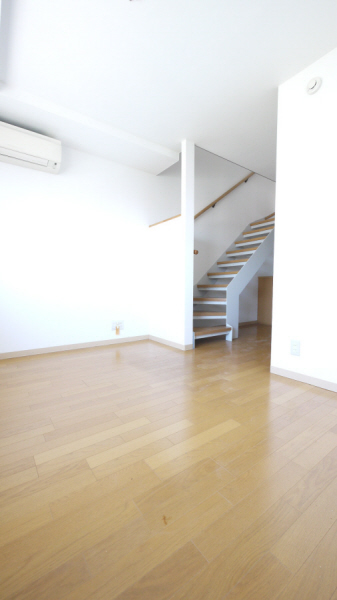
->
[181,140,195,348]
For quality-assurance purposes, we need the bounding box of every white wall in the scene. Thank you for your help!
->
[239,253,274,323]
[148,141,195,350]
[148,217,187,348]
[181,140,195,348]
[194,147,251,217]
[271,47,337,392]
[239,277,259,323]
[0,146,178,354]
[154,146,254,228]
[151,159,181,225]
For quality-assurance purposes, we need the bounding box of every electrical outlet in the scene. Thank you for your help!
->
[290,340,300,356]
[112,321,124,331]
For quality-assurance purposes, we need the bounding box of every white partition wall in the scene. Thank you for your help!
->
[148,140,195,350]
[271,48,337,392]
[181,140,195,348]
[148,216,187,349]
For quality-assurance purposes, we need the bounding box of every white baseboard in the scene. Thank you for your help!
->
[0,334,194,360]
[0,335,149,360]
[149,335,193,351]
[270,366,337,394]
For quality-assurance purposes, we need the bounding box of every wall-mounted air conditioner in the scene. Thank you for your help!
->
[0,121,62,174]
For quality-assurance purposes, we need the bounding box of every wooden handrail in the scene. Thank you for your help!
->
[194,172,254,220]
[149,171,254,227]
[149,214,181,228]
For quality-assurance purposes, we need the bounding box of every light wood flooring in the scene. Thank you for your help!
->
[1,325,337,599]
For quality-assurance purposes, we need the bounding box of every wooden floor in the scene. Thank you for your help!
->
[1,326,337,599]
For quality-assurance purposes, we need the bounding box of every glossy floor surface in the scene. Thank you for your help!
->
[1,326,337,599]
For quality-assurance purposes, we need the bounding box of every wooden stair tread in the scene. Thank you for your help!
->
[194,312,226,316]
[193,297,227,302]
[226,247,259,254]
[217,259,248,265]
[235,236,267,244]
[198,284,229,288]
[194,326,231,337]
[207,271,239,276]
[250,217,275,227]
[244,226,274,235]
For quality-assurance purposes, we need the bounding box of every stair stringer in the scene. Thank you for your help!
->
[226,229,274,339]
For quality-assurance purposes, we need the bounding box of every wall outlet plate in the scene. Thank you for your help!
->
[290,339,300,356]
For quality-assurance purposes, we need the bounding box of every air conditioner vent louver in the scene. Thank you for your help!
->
[0,121,61,174]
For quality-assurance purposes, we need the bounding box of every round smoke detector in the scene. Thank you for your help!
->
[307,77,322,95]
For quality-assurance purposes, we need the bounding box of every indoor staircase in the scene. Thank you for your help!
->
[193,212,275,342]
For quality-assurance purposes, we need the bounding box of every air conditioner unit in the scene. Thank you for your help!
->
[0,121,62,174]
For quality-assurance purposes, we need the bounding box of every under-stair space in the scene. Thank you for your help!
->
[194,212,275,342]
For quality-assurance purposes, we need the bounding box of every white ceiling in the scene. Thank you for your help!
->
[0,0,337,178]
